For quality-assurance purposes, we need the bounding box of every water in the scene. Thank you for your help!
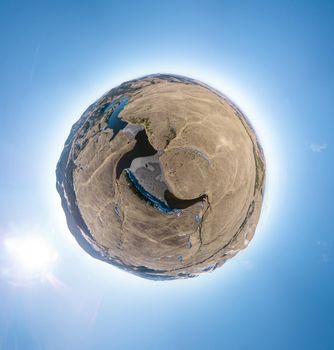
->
[107,97,129,140]
[125,169,181,215]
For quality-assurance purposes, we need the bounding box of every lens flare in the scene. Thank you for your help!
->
[3,236,58,284]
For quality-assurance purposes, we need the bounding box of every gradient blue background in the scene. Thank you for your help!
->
[0,1,333,349]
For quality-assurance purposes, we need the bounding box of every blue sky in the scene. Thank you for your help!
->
[0,0,333,349]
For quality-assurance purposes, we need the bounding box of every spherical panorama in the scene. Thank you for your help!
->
[56,74,265,280]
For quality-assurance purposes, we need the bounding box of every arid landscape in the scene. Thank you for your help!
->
[56,74,265,280]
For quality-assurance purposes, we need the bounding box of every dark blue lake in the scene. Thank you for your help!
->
[107,97,129,140]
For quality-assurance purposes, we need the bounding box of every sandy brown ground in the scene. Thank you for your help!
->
[57,74,265,279]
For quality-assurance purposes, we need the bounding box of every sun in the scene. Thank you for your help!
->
[3,236,58,284]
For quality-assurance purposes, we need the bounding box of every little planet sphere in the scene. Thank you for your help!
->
[56,74,265,280]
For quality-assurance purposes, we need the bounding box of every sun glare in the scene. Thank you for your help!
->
[4,236,58,283]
